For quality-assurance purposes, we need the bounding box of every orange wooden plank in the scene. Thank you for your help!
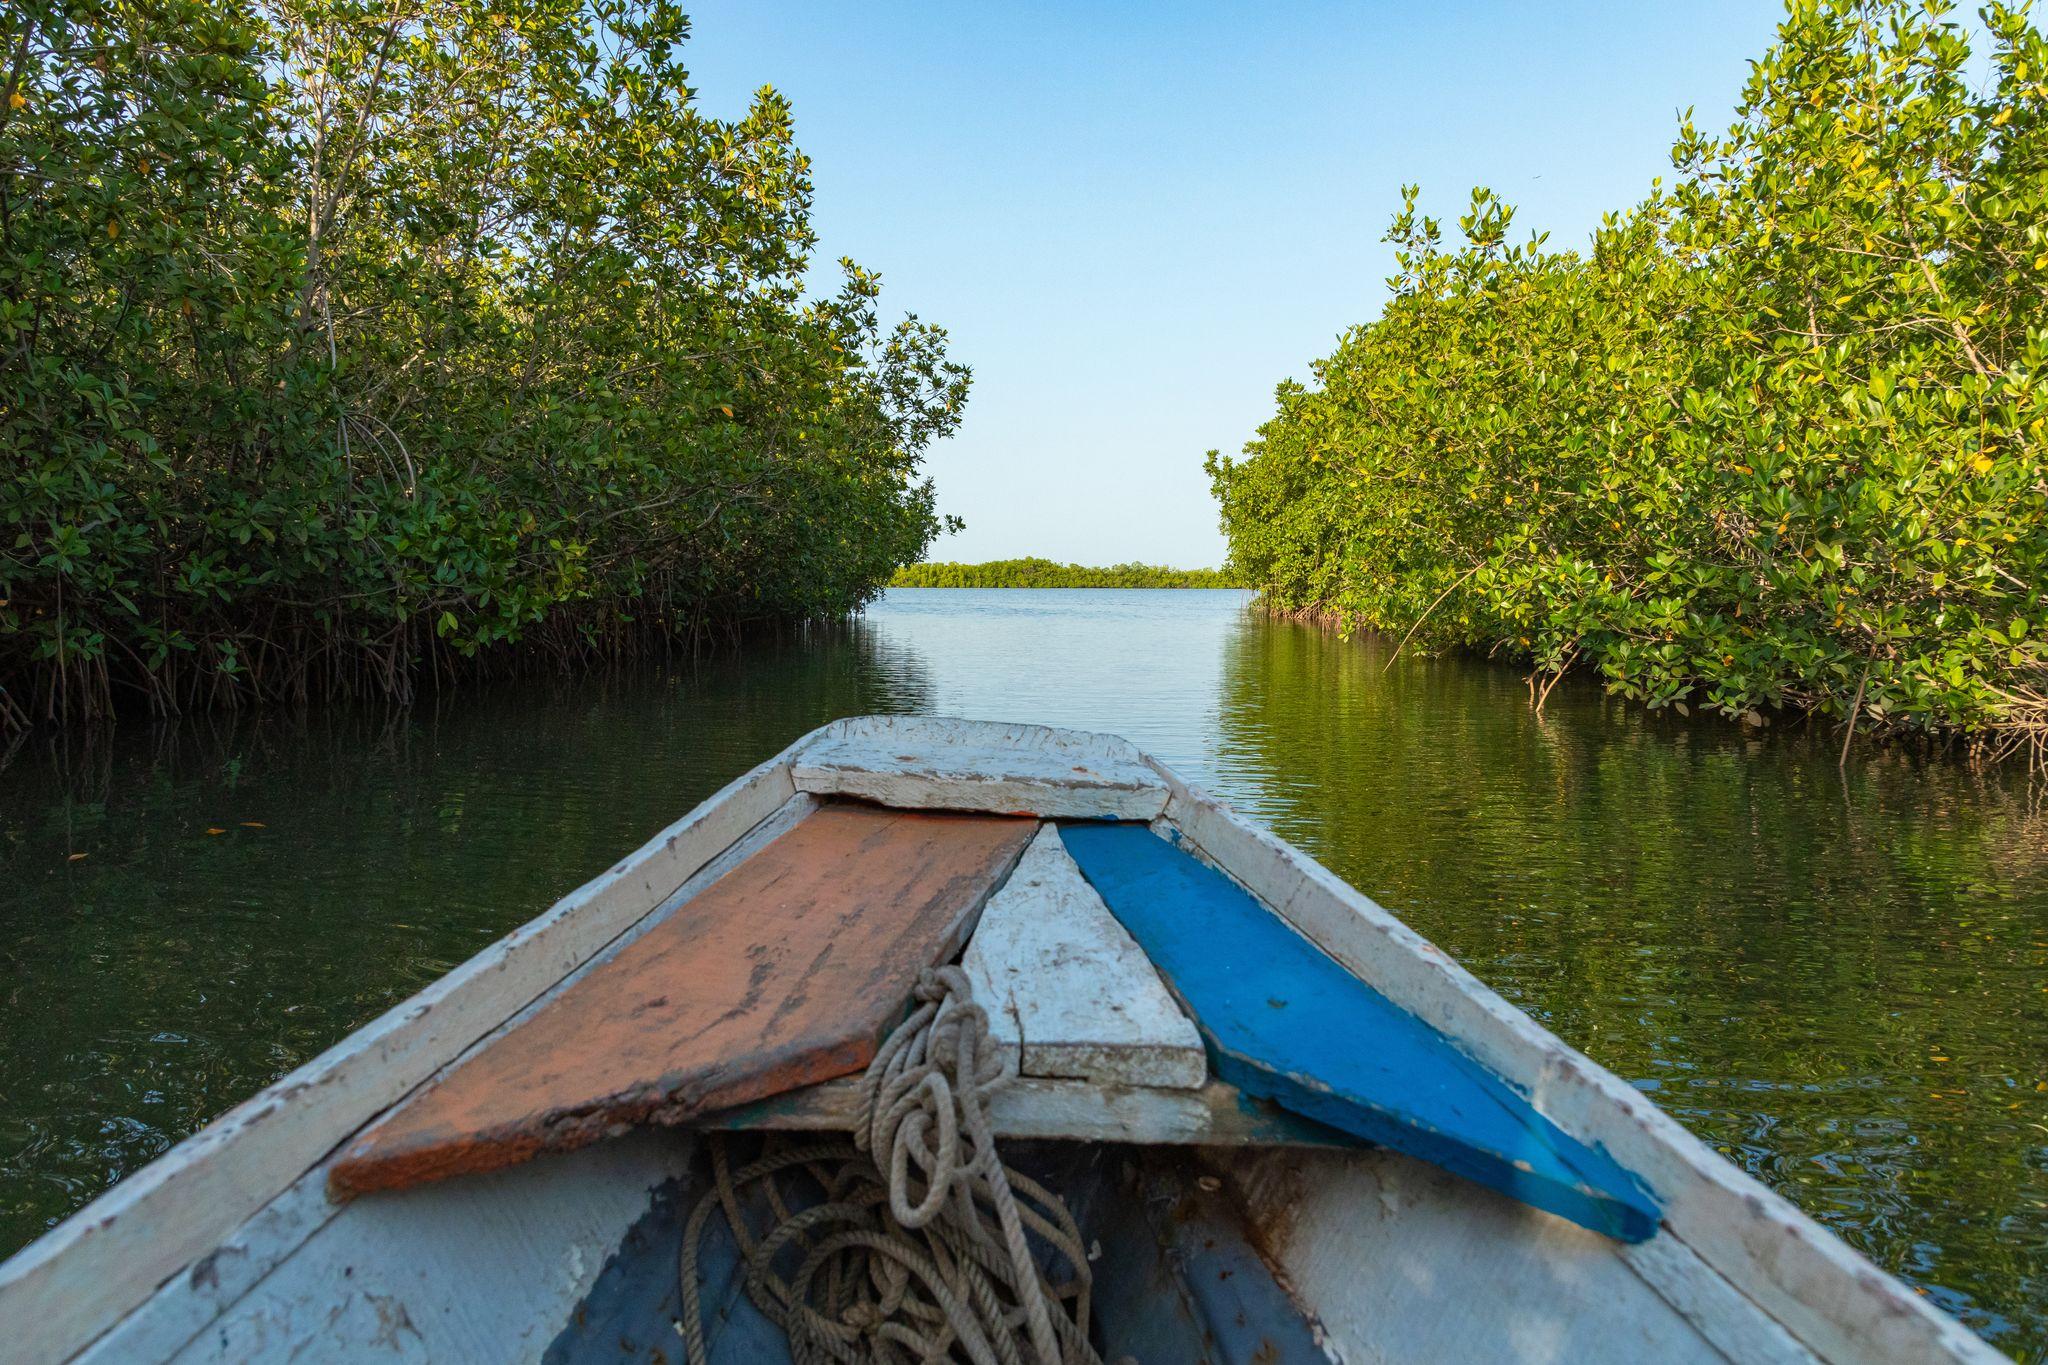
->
[330,805,1035,1197]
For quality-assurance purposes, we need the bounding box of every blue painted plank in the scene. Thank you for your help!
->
[1058,822,1660,1243]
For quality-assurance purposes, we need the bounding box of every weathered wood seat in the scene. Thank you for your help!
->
[792,716,1169,819]
[330,805,1036,1196]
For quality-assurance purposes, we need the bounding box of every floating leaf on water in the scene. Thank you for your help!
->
[205,827,227,836]
[66,853,87,862]
[240,822,266,828]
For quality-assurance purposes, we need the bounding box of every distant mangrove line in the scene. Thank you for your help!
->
[1209,0,2048,754]
[891,558,1241,588]
[1,1,967,730]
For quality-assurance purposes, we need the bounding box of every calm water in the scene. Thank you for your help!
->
[3,589,2045,1357]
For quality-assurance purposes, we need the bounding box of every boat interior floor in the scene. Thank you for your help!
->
[542,1138,1329,1365]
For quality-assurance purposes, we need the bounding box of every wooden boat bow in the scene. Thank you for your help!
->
[0,716,2001,1365]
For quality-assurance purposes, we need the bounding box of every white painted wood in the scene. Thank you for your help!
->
[792,715,1168,819]
[1151,770,1999,1365]
[163,1131,689,1364]
[75,1169,340,1365]
[1223,1144,1741,1365]
[962,824,1205,1089]
[1623,1229,1822,1365]
[0,738,809,1365]
[697,1076,1345,1147]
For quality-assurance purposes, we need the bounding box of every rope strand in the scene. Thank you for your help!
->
[681,966,1107,1365]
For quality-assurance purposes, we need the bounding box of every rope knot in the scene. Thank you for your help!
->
[682,961,1102,1365]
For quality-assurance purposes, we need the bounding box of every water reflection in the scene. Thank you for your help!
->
[0,624,932,1249]
[0,592,2042,1358]
[1213,617,2048,1355]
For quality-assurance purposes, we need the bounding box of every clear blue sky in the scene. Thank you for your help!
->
[683,2,1786,568]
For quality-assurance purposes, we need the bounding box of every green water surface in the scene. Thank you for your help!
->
[2,589,2042,1357]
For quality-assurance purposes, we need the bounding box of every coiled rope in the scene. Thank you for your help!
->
[679,965,1107,1365]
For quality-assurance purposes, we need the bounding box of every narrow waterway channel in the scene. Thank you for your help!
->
[3,588,2044,1357]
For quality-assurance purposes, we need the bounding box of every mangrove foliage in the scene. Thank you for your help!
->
[1,0,967,729]
[1209,0,2048,751]
[890,558,1240,589]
